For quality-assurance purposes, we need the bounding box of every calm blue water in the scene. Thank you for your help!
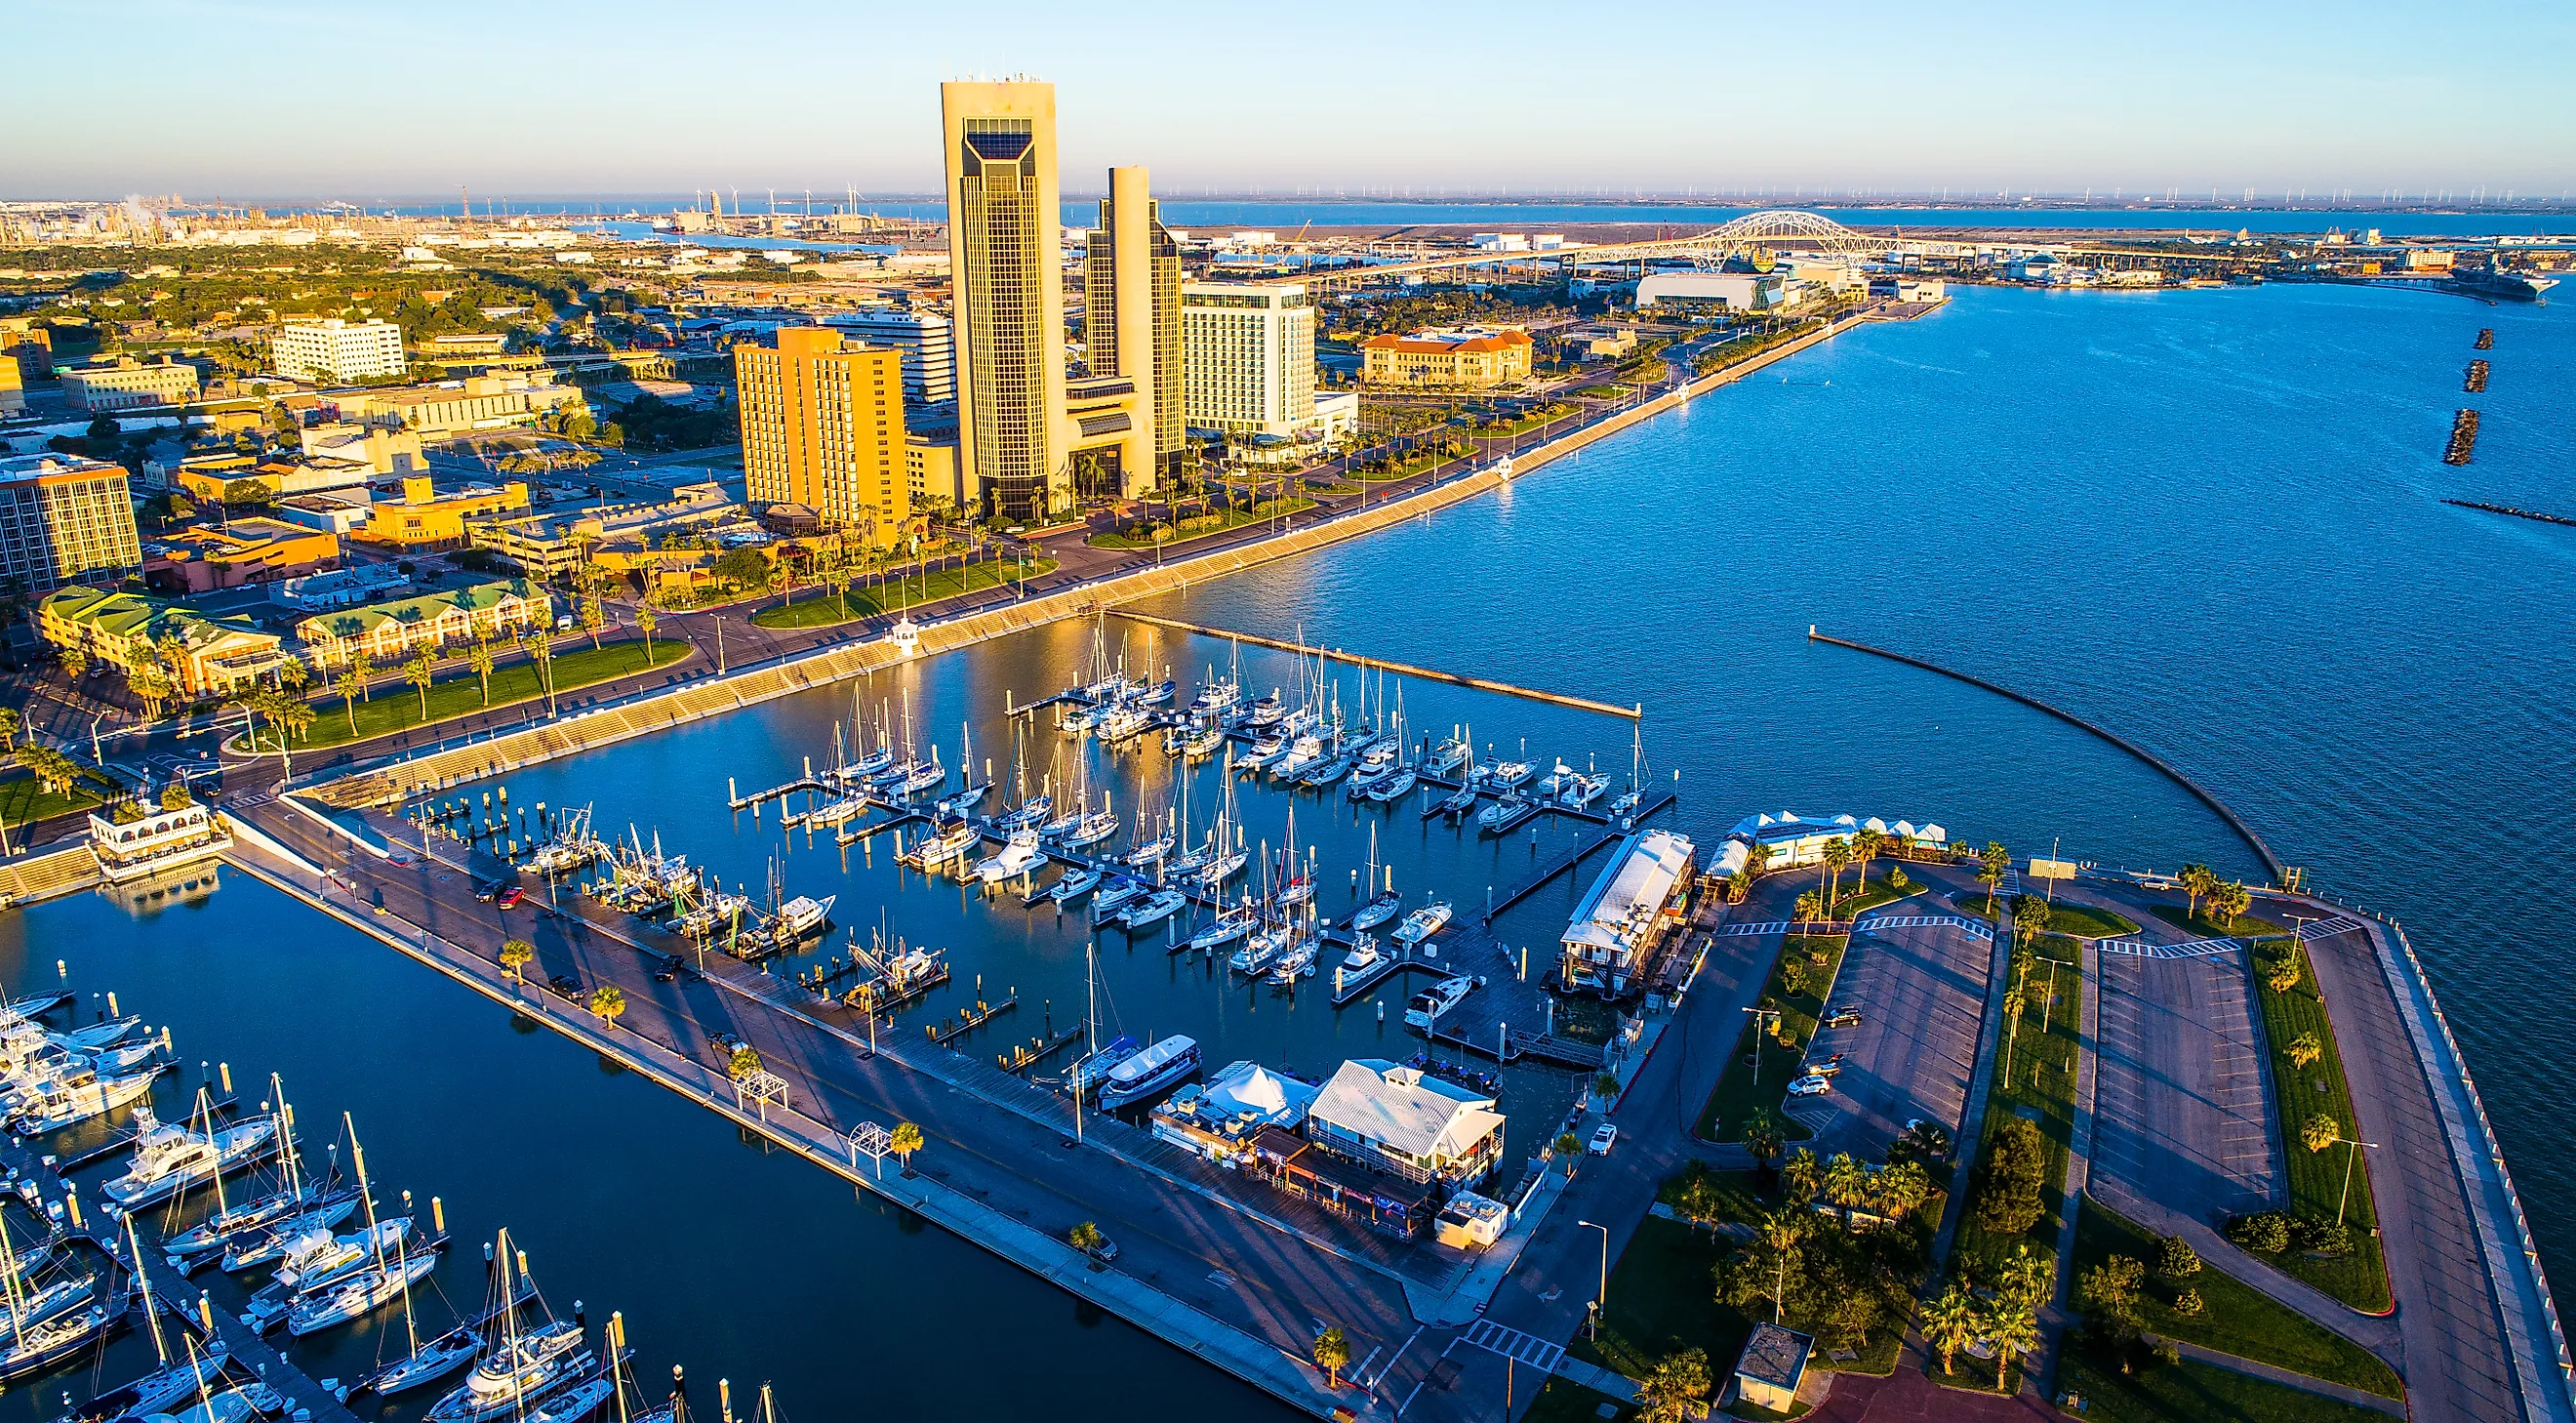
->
[13,281,2572,1415]
[270,196,2576,237]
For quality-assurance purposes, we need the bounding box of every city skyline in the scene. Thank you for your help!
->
[8,0,2575,198]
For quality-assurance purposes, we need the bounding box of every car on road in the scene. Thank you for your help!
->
[1078,1232,1119,1264]
[1787,1074,1833,1097]
[653,954,697,983]
[1821,1007,1863,1029]
[473,878,506,903]
[546,972,583,998]
[1587,1123,1619,1156]
[495,886,526,910]
[708,1031,748,1057]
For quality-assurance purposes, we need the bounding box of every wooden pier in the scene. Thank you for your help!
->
[727,773,832,812]
[999,1025,1086,1075]
[930,996,1018,1045]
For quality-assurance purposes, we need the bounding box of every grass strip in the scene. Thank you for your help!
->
[749,557,1059,628]
[2241,936,2394,1313]
[302,639,691,750]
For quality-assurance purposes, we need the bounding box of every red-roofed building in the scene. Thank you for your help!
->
[1359,326,1533,388]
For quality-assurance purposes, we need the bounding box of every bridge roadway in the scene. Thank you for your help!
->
[1263,209,1979,291]
[236,796,1458,1420]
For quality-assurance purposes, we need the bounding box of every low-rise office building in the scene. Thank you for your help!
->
[272,318,409,384]
[271,489,375,537]
[357,475,530,549]
[59,357,201,412]
[295,578,552,667]
[278,562,410,610]
[1560,829,1697,996]
[141,516,340,595]
[1,452,142,594]
[1634,270,1785,310]
[1358,327,1532,388]
[37,587,287,697]
[329,373,584,437]
[1306,1058,1506,1190]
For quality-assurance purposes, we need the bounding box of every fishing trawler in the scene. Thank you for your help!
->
[768,895,835,950]
[518,806,607,876]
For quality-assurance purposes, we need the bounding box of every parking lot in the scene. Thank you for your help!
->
[1791,915,1996,1159]
[2092,947,2280,1225]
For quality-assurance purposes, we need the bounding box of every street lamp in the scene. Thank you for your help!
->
[1742,1004,1782,1086]
[1577,1219,1609,1339]
[2333,1137,2380,1228]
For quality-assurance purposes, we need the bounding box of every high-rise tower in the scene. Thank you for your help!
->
[1086,166,1185,491]
[734,327,908,545]
[942,79,1067,524]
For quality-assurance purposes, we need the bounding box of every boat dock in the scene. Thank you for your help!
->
[1107,610,1643,720]
[727,772,834,813]
[1479,791,1679,925]
[929,994,1018,1045]
[998,1025,1087,1075]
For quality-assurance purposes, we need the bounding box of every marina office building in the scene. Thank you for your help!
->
[1560,829,1698,996]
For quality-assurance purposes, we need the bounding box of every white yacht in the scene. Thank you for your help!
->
[1392,901,1453,946]
[905,820,983,871]
[100,1108,280,1209]
[1402,975,1474,1028]
[973,829,1046,885]
[1348,891,1403,933]
[1188,908,1256,952]
[1096,1036,1200,1110]
[1425,736,1471,776]
[426,1320,591,1422]
[1228,923,1289,976]
[1483,759,1533,791]
[1234,737,1286,771]
[1119,888,1188,929]
[1269,937,1317,982]
[1271,734,1325,780]
[1340,935,1386,977]
[1367,767,1420,803]
[9,1065,164,1135]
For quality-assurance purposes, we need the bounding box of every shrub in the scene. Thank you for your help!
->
[2154,1236,2201,1280]
[1887,866,1912,891]
[2301,1113,2342,1153]
[2296,1217,2354,1257]
[2078,1255,2144,1328]
[1972,1118,2049,1236]
[2172,1288,2205,1318]
[2228,1211,2291,1254]
[2265,957,2302,994]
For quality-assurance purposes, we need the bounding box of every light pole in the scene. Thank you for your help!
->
[2333,1137,2380,1228]
[1577,1218,1609,1339]
[1743,1005,1782,1086]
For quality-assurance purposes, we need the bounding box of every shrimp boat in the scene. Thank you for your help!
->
[1096,1036,1200,1110]
[972,828,1044,884]
[519,805,607,876]
[1401,975,1474,1029]
[9,1064,164,1135]
[101,1096,282,1210]
[1392,901,1453,946]
[768,895,835,950]
[901,820,983,872]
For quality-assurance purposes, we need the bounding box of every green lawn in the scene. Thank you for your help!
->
[1566,1214,1895,1392]
[2075,1197,2403,1400]
[302,639,692,750]
[1085,501,1312,550]
[2153,904,2290,939]
[1951,937,2084,1279]
[1,771,114,830]
[1820,869,1920,919]
[1351,452,1447,482]
[1657,1163,1765,1226]
[2056,1355,2397,1423]
[1697,934,1846,1142]
[1525,1378,1632,1423]
[2032,901,2141,939]
[749,557,1060,629]
[2242,937,2394,1313]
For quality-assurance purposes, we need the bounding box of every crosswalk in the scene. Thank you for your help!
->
[1461,1319,1566,1375]
[2099,936,2239,960]
[1858,913,1994,940]
[1719,920,1788,936]
[2299,915,2366,940]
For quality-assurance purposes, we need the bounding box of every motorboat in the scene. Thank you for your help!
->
[1562,771,1610,810]
[1476,795,1532,834]
[1096,1036,1200,1110]
[1348,891,1403,933]
[285,1246,441,1335]
[1482,759,1533,791]
[101,1108,281,1209]
[1046,866,1105,904]
[217,1194,367,1272]
[1228,924,1289,976]
[1535,760,1579,800]
[172,1182,362,1265]
[1188,908,1257,952]
[426,1320,592,1421]
[9,1064,164,1135]
[1180,725,1226,758]
[904,820,983,871]
[1425,737,1471,776]
[1243,693,1286,727]
[1392,901,1453,946]
[1064,1035,1139,1102]
[245,1218,416,1326]
[769,894,835,948]
[1367,767,1419,803]
[1269,937,1317,982]
[1189,679,1241,716]
[1402,975,1474,1028]
[1118,889,1188,930]
[1096,705,1152,742]
[1234,737,1285,771]
[1340,936,1386,976]
[972,829,1045,884]
[1058,704,1101,734]
[56,1016,145,1051]
[1271,735,1325,781]
[1135,679,1177,707]
[1090,877,1147,923]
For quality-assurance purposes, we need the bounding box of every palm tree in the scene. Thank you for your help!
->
[1987,1298,2039,1390]
[1634,1348,1710,1423]
[1311,1326,1350,1389]
[2206,879,2252,932]
[1919,1282,1980,1377]
[334,671,363,736]
[349,649,376,702]
[1751,1207,1807,1321]
[1979,841,2010,916]
[1823,1152,1869,1212]
[2286,1031,2322,1069]
[1742,1107,1785,1182]
[1873,1159,1933,1221]
[468,637,497,706]
[529,630,557,716]
[404,651,436,722]
[635,607,658,663]
[1780,1148,1824,1204]
[2178,863,2215,919]
[1854,827,1884,890]
[1793,889,1824,924]
[1725,869,1751,904]
[500,939,536,983]
[0,706,19,752]
[1822,835,1852,912]
[587,984,626,1029]
[728,1044,763,1080]
[2000,1241,2056,1310]
[1746,840,1773,879]
[890,1120,924,1171]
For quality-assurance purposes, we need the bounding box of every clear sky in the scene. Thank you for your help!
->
[9,0,2573,201]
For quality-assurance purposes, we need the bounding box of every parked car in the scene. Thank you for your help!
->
[546,973,583,998]
[1787,1074,1832,1097]
[1587,1122,1619,1156]
[1821,1007,1863,1029]
[473,878,506,903]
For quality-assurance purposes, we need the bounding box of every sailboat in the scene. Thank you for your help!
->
[79,1217,233,1420]
[165,1077,355,1264]
[0,1208,121,1384]
[426,1233,593,1421]
[281,1118,440,1336]
[1608,722,1646,821]
[1348,825,1402,932]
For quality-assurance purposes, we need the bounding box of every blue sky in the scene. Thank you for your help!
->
[9,0,2574,200]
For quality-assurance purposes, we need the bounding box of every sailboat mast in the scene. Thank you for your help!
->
[125,1211,168,1363]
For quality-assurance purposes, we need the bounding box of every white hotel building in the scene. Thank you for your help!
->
[1181,281,1348,445]
[271,318,409,385]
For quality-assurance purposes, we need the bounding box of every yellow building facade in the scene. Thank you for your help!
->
[733,327,910,548]
[1359,328,1534,388]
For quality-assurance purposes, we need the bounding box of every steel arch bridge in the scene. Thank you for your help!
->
[1279,209,1964,291]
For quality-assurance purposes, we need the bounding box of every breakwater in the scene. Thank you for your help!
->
[1806,628,2285,881]
[299,311,1871,811]
[1107,611,1641,719]
[2443,500,2576,530]
[2476,327,2495,350]
[2466,359,2490,393]
[2446,408,2481,465]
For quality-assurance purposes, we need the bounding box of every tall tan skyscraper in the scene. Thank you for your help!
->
[734,327,909,547]
[942,79,1067,524]
[1086,166,1184,492]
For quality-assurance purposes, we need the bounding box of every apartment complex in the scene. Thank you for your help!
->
[0,354,21,416]
[59,356,201,412]
[296,578,553,667]
[1359,327,1533,388]
[818,307,956,406]
[0,453,143,593]
[943,79,1067,523]
[37,587,286,698]
[272,317,409,384]
[1086,167,1184,491]
[1182,282,1318,438]
[733,327,908,547]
